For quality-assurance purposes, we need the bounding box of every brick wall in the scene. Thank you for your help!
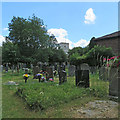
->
[94,37,119,55]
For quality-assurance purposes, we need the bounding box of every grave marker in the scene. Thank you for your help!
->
[75,63,89,88]
[68,65,75,76]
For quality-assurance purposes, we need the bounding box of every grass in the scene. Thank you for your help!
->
[2,69,110,118]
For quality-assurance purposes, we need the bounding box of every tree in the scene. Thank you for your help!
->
[89,37,96,50]
[8,14,49,64]
[6,14,65,66]
[2,39,20,65]
[48,48,67,65]
[69,45,115,67]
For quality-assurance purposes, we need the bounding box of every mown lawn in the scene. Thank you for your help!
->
[2,69,109,118]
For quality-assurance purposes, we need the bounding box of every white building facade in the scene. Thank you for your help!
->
[59,42,69,54]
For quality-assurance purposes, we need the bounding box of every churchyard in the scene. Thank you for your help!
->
[1,15,119,118]
[2,63,119,118]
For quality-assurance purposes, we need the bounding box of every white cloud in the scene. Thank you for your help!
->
[73,39,90,48]
[48,28,73,49]
[47,28,89,49]
[48,28,68,38]
[3,28,9,31]
[0,35,5,46]
[84,8,96,24]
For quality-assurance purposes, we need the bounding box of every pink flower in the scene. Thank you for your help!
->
[103,58,106,61]
[107,64,109,67]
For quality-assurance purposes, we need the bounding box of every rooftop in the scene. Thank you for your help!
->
[94,31,120,41]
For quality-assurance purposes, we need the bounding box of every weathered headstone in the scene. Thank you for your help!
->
[58,65,67,85]
[80,63,90,71]
[68,65,75,76]
[33,66,40,78]
[24,68,29,74]
[46,66,53,81]
[99,66,108,81]
[90,66,97,74]
[75,63,89,88]
[0,65,3,72]
[109,68,118,97]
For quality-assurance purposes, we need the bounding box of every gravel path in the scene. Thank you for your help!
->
[72,100,118,118]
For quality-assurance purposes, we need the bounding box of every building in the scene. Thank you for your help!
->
[93,31,120,55]
[59,42,69,54]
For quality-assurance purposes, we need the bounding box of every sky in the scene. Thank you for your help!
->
[0,2,118,48]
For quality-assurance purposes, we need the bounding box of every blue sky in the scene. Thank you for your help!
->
[1,2,118,48]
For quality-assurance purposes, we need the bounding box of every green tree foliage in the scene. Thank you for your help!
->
[89,37,96,50]
[69,45,115,67]
[48,48,67,64]
[8,15,49,59]
[2,39,20,65]
[3,14,67,65]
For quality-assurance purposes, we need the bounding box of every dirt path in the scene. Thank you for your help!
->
[72,100,118,118]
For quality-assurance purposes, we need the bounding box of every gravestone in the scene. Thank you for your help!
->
[68,65,75,76]
[80,63,90,70]
[109,68,119,97]
[46,66,53,81]
[90,66,97,74]
[99,66,108,81]
[58,65,67,85]
[33,66,40,78]
[24,68,29,74]
[75,63,89,88]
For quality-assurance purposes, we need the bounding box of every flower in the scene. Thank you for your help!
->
[105,56,120,68]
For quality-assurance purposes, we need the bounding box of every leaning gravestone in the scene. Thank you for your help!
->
[33,66,40,78]
[99,66,108,81]
[68,65,75,76]
[58,65,67,85]
[75,63,89,88]
[109,67,119,97]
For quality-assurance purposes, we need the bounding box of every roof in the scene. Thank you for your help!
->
[59,42,69,44]
[94,31,120,41]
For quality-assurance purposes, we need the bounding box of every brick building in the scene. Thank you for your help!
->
[93,31,120,55]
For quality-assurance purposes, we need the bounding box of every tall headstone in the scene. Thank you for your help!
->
[99,66,108,81]
[90,66,97,74]
[58,65,67,85]
[33,66,40,78]
[75,63,89,88]
[68,65,75,76]
[109,68,118,97]
[46,66,53,81]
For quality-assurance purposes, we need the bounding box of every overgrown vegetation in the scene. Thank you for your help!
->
[2,70,109,118]
[69,45,115,67]
[15,71,109,111]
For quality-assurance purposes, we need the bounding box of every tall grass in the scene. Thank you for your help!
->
[2,69,109,115]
